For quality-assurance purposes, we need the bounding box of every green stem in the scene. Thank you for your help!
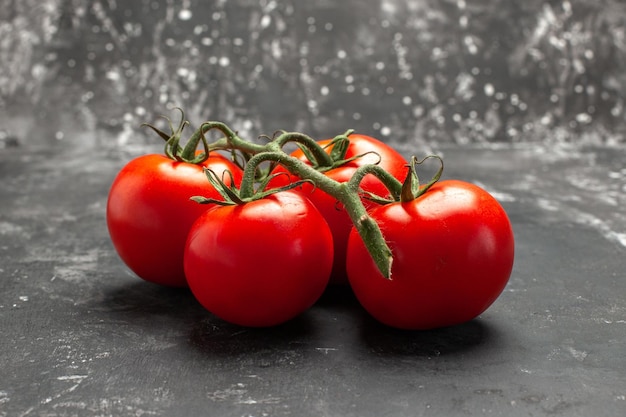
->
[203,126,336,169]
[198,121,267,154]
[272,131,334,168]
[241,151,393,278]
[179,125,206,161]
[336,181,394,280]
[348,164,404,201]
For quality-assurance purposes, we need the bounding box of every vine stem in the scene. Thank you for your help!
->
[197,121,267,154]
[348,164,404,202]
[200,123,345,169]
[272,131,335,167]
[185,121,408,278]
[241,151,394,279]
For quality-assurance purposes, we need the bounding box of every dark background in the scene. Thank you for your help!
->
[1,0,626,147]
[1,2,626,417]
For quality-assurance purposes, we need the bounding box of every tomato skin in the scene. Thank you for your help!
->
[346,180,515,330]
[106,153,242,287]
[184,191,333,327]
[273,134,408,284]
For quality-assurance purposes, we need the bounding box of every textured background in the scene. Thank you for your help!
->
[1,0,626,147]
[1,2,626,416]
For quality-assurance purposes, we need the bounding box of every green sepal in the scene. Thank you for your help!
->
[298,144,319,168]
[256,172,291,194]
[400,162,420,203]
[201,168,244,205]
[191,168,316,207]
[190,196,238,206]
[328,150,380,172]
[141,123,174,143]
[328,135,350,162]
[141,108,209,164]
[360,191,396,206]
[400,155,444,202]
[253,178,315,201]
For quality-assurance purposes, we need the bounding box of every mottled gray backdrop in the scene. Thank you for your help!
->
[1,0,625,148]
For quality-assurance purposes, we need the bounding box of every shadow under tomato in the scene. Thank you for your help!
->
[357,311,500,357]
[186,312,318,358]
[99,279,205,320]
[186,283,361,356]
[316,284,360,308]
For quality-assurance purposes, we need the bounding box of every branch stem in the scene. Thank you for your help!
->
[242,151,393,278]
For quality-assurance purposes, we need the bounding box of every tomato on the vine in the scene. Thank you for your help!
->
[272,133,408,284]
[184,191,333,327]
[346,180,515,330]
[106,152,243,287]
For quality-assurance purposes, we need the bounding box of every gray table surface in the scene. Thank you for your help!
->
[1,135,625,417]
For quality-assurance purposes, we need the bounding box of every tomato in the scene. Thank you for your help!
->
[272,134,408,284]
[106,153,243,287]
[184,191,333,327]
[346,180,515,330]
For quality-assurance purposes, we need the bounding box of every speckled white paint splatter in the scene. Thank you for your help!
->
[51,249,100,284]
[207,382,282,405]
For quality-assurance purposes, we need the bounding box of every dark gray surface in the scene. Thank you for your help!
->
[1,138,625,416]
[2,1,626,415]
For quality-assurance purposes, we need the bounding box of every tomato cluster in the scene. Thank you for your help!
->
[106,112,515,330]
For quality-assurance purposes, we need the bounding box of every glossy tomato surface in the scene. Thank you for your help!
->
[106,153,242,287]
[184,191,333,327]
[273,134,408,284]
[346,180,515,330]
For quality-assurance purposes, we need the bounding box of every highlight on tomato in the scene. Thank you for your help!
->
[346,158,515,330]
[106,112,243,287]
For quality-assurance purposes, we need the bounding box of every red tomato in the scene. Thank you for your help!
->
[346,180,515,330]
[272,134,408,284]
[184,191,333,327]
[106,153,243,287]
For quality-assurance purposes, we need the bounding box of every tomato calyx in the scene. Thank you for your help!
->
[142,108,212,164]
[362,155,444,205]
[191,164,312,206]
[400,155,444,202]
[295,130,385,174]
